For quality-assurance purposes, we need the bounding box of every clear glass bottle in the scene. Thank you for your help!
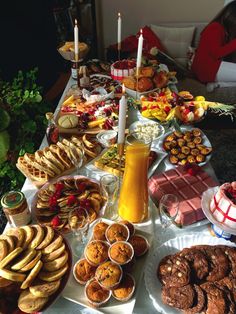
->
[71,60,79,80]
[46,112,59,145]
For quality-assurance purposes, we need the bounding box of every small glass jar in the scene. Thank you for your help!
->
[1,191,31,227]
[71,60,79,80]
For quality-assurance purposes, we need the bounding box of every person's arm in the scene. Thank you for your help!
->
[205,23,236,59]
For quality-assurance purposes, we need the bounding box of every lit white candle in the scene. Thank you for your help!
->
[118,84,127,144]
[117,12,122,51]
[136,29,143,73]
[74,19,79,61]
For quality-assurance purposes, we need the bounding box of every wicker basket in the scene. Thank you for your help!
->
[58,42,89,61]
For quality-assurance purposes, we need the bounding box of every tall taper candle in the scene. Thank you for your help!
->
[117,13,122,51]
[136,29,143,71]
[74,19,79,62]
[117,84,127,144]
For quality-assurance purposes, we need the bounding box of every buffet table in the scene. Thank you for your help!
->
[12,76,219,314]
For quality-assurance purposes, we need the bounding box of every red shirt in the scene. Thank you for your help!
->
[191,22,236,82]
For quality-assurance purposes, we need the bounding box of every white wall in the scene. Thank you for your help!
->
[96,0,224,58]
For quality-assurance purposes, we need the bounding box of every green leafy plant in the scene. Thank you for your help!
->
[0,68,55,196]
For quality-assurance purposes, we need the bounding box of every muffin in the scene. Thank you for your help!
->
[93,221,109,241]
[129,235,149,257]
[95,261,122,289]
[122,256,136,273]
[112,273,135,301]
[119,220,135,237]
[85,278,111,307]
[109,241,134,265]
[105,223,129,244]
[73,258,97,285]
[84,240,109,266]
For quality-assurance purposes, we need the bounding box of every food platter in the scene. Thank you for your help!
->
[202,186,236,236]
[0,226,72,314]
[157,125,212,167]
[129,120,165,141]
[62,218,152,314]
[31,175,106,234]
[144,233,236,314]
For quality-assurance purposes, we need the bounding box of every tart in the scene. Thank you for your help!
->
[105,223,129,244]
[84,240,109,267]
[95,261,122,289]
[85,278,111,307]
[128,235,149,257]
[112,273,135,301]
[109,241,134,265]
[73,258,97,285]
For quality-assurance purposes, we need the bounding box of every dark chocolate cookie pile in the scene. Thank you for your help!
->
[157,245,236,313]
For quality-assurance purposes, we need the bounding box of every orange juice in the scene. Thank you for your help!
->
[118,134,151,223]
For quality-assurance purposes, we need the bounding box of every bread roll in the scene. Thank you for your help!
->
[58,115,78,129]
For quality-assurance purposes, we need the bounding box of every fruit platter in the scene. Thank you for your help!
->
[31,176,106,233]
[139,89,235,124]
[0,224,72,313]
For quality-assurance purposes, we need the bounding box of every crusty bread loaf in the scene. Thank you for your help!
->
[58,114,78,129]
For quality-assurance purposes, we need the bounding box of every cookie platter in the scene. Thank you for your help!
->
[31,175,106,234]
[62,218,152,314]
[0,224,72,314]
[144,233,236,314]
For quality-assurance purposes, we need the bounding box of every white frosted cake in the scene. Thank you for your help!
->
[210,182,236,228]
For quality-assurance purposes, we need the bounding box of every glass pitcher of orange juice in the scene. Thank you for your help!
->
[118,132,152,223]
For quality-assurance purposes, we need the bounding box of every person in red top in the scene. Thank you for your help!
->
[192,1,236,89]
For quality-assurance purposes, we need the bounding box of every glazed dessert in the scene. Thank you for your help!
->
[111,59,136,81]
[73,258,97,285]
[128,235,149,257]
[158,244,236,313]
[109,241,134,265]
[148,165,218,226]
[210,182,236,228]
[84,240,109,266]
[112,273,135,301]
[95,261,122,289]
[105,223,130,244]
[93,221,109,241]
[85,278,111,307]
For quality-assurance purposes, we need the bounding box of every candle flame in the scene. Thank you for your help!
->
[75,19,77,26]
[122,84,126,94]
[118,12,121,17]
[140,29,143,35]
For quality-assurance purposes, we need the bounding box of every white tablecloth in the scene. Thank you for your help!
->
[9,76,218,314]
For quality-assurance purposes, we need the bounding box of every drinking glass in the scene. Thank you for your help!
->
[68,207,89,257]
[69,142,84,174]
[100,174,119,220]
[159,194,179,230]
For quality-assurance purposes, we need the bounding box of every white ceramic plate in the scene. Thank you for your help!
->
[129,120,165,141]
[125,86,159,99]
[62,218,152,314]
[144,233,236,314]
[202,186,236,236]
[158,125,212,167]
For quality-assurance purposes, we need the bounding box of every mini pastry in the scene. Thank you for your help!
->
[193,136,202,145]
[177,153,186,160]
[122,76,136,90]
[173,130,183,138]
[95,261,122,289]
[84,240,109,266]
[112,273,135,301]
[187,142,195,149]
[163,141,172,151]
[187,155,196,163]
[170,148,179,155]
[85,278,111,307]
[129,235,149,257]
[177,139,186,147]
[181,146,190,155]
[109,241,134,265]
[105,223,129,244]
[93,221,109,241]
[192,128,201,137]
[201,147,212,155]
[169,155,178,164]
[73,258,97,285]
[119,220,135,237]
[137,77,153,92]
[191,148,200,156]
[196,154,205,163]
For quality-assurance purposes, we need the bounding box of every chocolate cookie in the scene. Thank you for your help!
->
[216,276,236,303]
[179,248,209,280]
[157,255,190,287]
[162,284,194,310]
[184,284,205,314]
[200,282,227,314]
[224,246,236,278]
[196,245,229,281]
